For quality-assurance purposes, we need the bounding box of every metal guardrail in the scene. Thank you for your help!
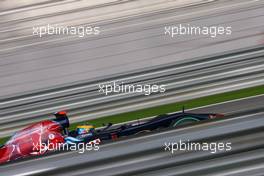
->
[1,111,263,176]
[0,47,264,137]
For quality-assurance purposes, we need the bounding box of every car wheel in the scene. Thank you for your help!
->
[171,117,200,127]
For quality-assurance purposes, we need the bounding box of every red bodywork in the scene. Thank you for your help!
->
[0,120,65,164]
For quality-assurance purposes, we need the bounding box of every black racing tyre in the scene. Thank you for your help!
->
[170,117,200,127]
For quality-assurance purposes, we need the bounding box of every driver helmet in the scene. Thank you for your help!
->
[76,125,95,135]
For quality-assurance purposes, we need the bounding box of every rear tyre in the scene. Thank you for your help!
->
[170,117,200,127]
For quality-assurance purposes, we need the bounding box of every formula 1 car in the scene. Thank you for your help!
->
[0,110,223,164]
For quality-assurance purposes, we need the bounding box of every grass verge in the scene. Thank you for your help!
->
[0,136,11,145]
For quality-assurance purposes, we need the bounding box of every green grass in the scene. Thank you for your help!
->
[69,84,264,130]
[0,136,10,145]
[1,85,264,144]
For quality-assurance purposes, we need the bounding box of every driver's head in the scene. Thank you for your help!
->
[53,111,69,129]
[54,111,67,118]
[76,125,94,135]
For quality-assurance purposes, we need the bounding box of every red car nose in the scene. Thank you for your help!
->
[0,145,11,164]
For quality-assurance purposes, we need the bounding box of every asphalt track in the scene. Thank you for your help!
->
[188,94,264,115]
[0,0,263,97]
[0,98,263,176]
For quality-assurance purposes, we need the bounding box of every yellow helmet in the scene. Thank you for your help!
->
[76,125,95,135]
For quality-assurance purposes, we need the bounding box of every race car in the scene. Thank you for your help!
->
[0,109,223,164]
